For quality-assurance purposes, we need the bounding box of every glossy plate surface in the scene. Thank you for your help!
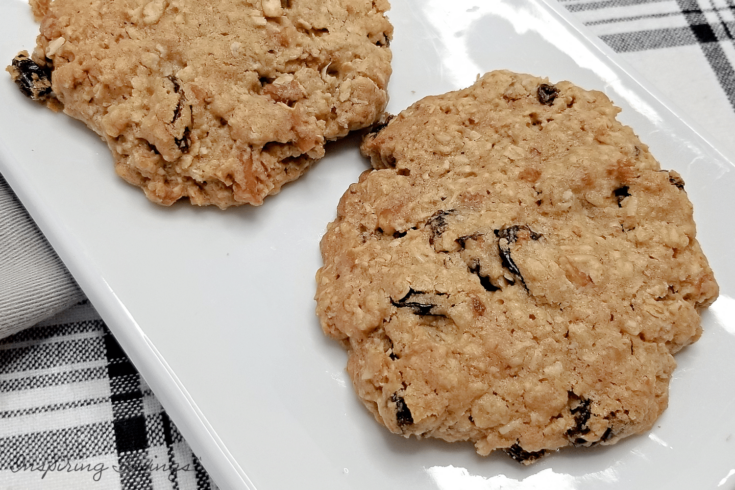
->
[1,0,734,488]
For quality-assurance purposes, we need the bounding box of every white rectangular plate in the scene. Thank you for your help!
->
[2,0,735,488]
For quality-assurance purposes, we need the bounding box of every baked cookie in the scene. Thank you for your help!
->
[9,0,392,208]
[315,71,718,462]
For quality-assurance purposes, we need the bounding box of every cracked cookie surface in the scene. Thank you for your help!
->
[315,70,718,462]
[12,0,392,208]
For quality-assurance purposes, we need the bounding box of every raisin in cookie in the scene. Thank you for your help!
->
[9,0,392,208]
[315,70,718,462]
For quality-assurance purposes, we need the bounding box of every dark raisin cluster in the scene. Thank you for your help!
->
[10,53,53,101]
[537,83,559,105]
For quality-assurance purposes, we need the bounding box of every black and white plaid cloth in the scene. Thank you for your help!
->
[563,0,735,156]
[0,302,219,489]
[1,1,733,488]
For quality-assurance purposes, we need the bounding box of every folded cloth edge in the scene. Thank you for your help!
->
[0,173,84,339]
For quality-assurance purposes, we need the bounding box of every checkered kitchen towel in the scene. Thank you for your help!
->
[564,0,735,157]
[0,302,219,490]
[1,1,734,489]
